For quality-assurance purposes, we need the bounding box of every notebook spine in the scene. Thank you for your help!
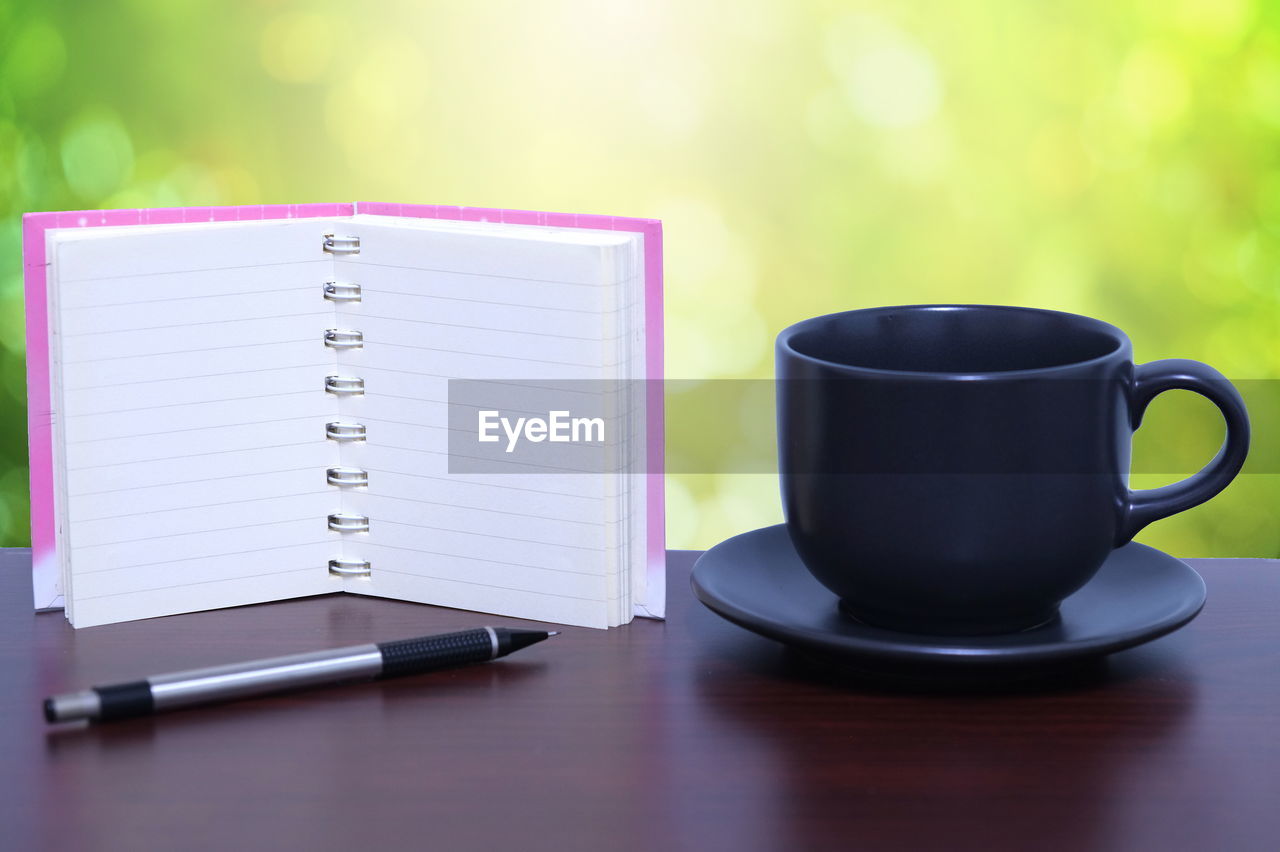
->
[325,232,370,577]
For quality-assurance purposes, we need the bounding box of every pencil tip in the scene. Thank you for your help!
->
[547,631,561,637]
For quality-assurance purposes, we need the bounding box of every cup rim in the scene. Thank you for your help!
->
[777,304,1131,380]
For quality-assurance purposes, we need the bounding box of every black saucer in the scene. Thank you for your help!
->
[691,525,1205,670]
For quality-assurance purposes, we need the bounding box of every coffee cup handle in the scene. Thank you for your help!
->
[1119,359,1251,544]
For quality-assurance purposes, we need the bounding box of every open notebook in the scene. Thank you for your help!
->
[23,203,664,629]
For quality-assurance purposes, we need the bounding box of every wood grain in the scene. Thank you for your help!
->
[1,549,1277,852]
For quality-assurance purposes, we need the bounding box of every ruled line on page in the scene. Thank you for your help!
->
[361,541,606,578]
[375,518,606,551]
[65,363,325,392]
[70,466,320,497]
[372,340,621,369]
[61,339,317,365]
[382,445,624,476]
[359,393,446,406]
[374,443,439,457]
[370,440,620,477]
[354,313,619,343]
[369,565,607,601]
[67,415,330,445]
[67,441,320,472]
[382,404,631,426]
[71,491,332,522]
[358,377,616,397]
[359,467,606,500]
[343,368,620,405]
[74,541,335,576]
[64,390,315,418]
[355,409,595,432]
[76,517,320,549]
[357,394,615,423]
[362,492,607,526]
[328,367,453,382]
[360,287,630,315]
[59,257,329,284]
[60,286,317,310]
[358,285,640,314]
[339,418,624,441]
[76,567,323,600]
[348,260,620,288]
[61,311,333,337]
[357,415,446,429]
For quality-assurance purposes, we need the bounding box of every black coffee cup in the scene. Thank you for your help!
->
[776,305,1250,636]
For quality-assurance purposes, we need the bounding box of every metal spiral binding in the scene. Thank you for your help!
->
[323,281,362,302]
[326,467,369,487]
[328,559,372,577]
[325,421,367,442]
[325,234,369,575]
[323,234,361,255]
[328,513,370,533]
[325,375,365,395]
[324,329,364,350]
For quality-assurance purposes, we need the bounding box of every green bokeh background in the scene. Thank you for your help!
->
[1,0,1276,555]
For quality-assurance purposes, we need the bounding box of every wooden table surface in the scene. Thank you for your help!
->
[2,548,1277,851]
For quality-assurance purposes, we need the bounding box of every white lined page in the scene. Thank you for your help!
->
[331,218,640,628]
[49,219,341,627]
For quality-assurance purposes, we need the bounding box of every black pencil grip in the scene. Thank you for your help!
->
[94,681,154,720]
[376,629,493,678]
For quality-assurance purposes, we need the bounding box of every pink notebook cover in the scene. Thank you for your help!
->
[23,202,665,614]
